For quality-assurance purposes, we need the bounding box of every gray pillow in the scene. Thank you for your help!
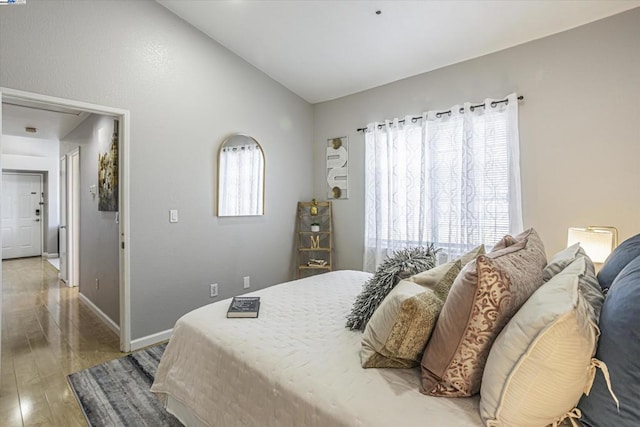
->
[579,254,640,426]
[346,245,438,331]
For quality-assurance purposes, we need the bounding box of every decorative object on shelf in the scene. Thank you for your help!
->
[327,136,348,199]
[346,245,440,331]
[296,200,333,278]
[310,234,320,248]
[217,133,265,217]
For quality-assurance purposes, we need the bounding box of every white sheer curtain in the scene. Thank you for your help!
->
[219,144,264,216]
[363,93,522,272]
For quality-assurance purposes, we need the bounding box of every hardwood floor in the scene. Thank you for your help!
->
[1,257,122,426]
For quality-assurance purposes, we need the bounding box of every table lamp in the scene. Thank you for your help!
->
[567,226,618,264]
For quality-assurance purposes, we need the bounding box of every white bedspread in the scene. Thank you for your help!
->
[151,270,481,426]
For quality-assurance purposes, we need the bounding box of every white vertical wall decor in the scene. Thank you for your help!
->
[326,136,348,199]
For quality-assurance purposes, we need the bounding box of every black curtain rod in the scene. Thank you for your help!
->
[356,95,524,132]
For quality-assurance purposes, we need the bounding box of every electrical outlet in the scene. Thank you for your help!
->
[96,278,99,290]
[169,209,178,223]
[243,276,250,289]
[210,283,218,298]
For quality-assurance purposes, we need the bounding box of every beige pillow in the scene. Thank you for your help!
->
[409,245,484,287]
[480,256,603,426]
[360,262,462,368]
[420,228,547,397]
[457,244,486,267]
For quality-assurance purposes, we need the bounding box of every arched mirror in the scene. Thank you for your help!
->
[217,134,265,216]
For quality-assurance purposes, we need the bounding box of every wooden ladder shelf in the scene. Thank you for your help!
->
[296,200,333,278]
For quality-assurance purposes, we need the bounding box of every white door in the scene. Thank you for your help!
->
[59,156,68,283]
[67,149,80,287]
[2,173,43,259]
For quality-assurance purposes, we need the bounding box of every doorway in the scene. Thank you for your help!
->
[1,172,43,259]
[0,87,131,353]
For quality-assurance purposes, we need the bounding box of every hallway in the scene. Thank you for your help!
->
[1,257,121,426]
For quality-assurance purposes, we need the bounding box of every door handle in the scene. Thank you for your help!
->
[35,219,40,222]
[60,225,66,229]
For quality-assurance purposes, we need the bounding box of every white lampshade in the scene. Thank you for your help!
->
[567,227,617,263]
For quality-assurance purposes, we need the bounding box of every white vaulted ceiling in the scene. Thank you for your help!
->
[157,0,640,103]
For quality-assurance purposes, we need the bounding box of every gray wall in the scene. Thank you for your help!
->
[0,0,314,339]
[313,8,640,270]
[62,115,120,325]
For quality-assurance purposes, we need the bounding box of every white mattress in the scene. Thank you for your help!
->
[151,270,481,426]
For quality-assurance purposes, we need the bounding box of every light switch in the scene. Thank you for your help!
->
[169,209,178,223]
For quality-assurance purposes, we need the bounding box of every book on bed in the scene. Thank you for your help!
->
[227,296,260,318]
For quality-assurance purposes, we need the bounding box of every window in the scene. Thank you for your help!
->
[218,140,264,216]
[363,94,522,272]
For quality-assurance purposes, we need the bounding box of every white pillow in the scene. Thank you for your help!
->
[480,256,603,427]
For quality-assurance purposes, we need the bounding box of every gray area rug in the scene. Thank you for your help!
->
[68,343,182,427]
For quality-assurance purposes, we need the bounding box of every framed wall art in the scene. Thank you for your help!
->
[98,119,119,211]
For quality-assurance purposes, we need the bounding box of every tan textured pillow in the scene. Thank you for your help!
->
[410,245,484,287]
[361,262,462,368]
[480,256,603,426]
[492,234,517,251]
[420,228,547,397]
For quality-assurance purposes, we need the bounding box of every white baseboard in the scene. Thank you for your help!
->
[130,328,173,352]
[42,252,59,259]
[77,293,173,352]
[78,292,120,336]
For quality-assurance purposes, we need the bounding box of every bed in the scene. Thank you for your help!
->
[151,270,482,426]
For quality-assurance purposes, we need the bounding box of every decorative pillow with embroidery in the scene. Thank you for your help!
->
[346,245,438,331]
[360,261,461,368]
[480,256,605,427]
[420,228,547,397]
